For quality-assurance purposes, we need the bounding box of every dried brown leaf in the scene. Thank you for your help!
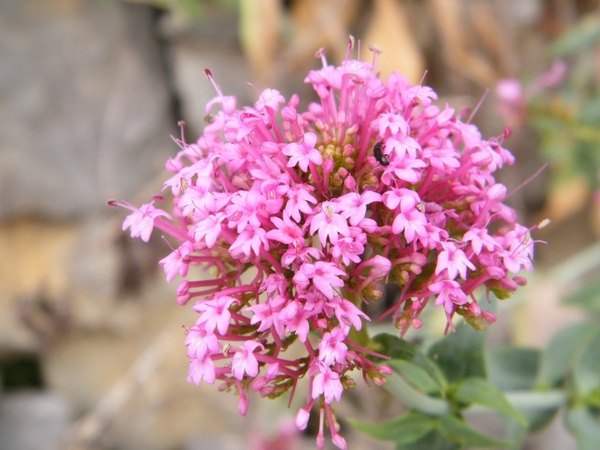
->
[239,0,283,86]
[360,0,424,83]
[428,0,500,86]
[288,0,360,63]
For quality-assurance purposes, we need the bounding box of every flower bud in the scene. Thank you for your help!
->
[486,266,505,279]
[500,277,518,291]
[487,184,507,201]
[251,377,268,391]
[378,365,393,376]
[482,311,497,324]
[513,276,527,286]
[332,434,347,450]
[238,396,249,416]
[295,408,310,430]
[344,175,356,190]
[165,157,184,173]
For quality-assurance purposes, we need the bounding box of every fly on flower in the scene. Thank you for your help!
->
[373,140,389,166]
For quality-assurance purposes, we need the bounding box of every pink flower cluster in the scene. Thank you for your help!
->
[112,43,535,449]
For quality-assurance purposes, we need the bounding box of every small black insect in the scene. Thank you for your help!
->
[373,140,389,166]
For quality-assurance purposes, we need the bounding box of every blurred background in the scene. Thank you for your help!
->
[0,0,599,449]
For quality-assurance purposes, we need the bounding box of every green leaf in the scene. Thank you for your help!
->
[384,372,450,416]
[504,419,527,450]
[521,408,559,433]
[348,411,436,444]
[396,429,460,450]
[563,276,600,312]
[573,329,600,399]
[537,321,599,388]
[439,414,510,448]
[455,378,527,425]
[565,405,600,450]
[372,333,445,390]
[427,322,487,384]
[505,390,566,432]
[486,347,540,391]
[550,14,600,56]
[389,360,442,394]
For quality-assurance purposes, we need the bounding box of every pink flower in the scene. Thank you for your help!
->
[229,226,269,259]
[311,362,343,404]
[188,355,216,385]
[331,233,365,266]
[193,295,240,335]
[338,191,382,226]
[185,325,221,359]
[385,191,427,243]
[159,241,193,283]
[282,132,323,172]
[247,295,286,337]
[279,299,312,342]
[318,327,348,366]
[297,262,346,300]
[285,185,317,222]
[115,40,535,449]
[429,280,468,314]
[266,214,304,245]
[435,242,476,280]
[231,341,264,380]
[463,227,498,255]
[122,202,171,242]
[309,202,350,246]
[190,213,225,248]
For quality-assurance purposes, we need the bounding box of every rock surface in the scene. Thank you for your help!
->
[0,0,173,220]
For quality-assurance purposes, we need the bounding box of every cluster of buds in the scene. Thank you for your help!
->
[112,40,535,449]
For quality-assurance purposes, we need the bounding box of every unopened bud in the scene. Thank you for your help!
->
[482,311,497,324]
[500,277,518,290]
[344,174,356,190]
[378,365,393,376]
[486,266,504,279]
[238,396,249,416]
[370,372,387,386]
[341,376,356,390]
[332,434,347,450]
[471,150,493,167]
[295,408,310,430]
[165,158,184,173]
[513,276,527,286]
[252,377,268,391]
[487,184,507,201]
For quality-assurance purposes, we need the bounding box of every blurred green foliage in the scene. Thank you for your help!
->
[527,12,600,187]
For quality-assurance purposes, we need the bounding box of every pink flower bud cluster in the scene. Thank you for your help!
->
[112,43,534,449]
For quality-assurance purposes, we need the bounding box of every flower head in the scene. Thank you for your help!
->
[113,40,535,449]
